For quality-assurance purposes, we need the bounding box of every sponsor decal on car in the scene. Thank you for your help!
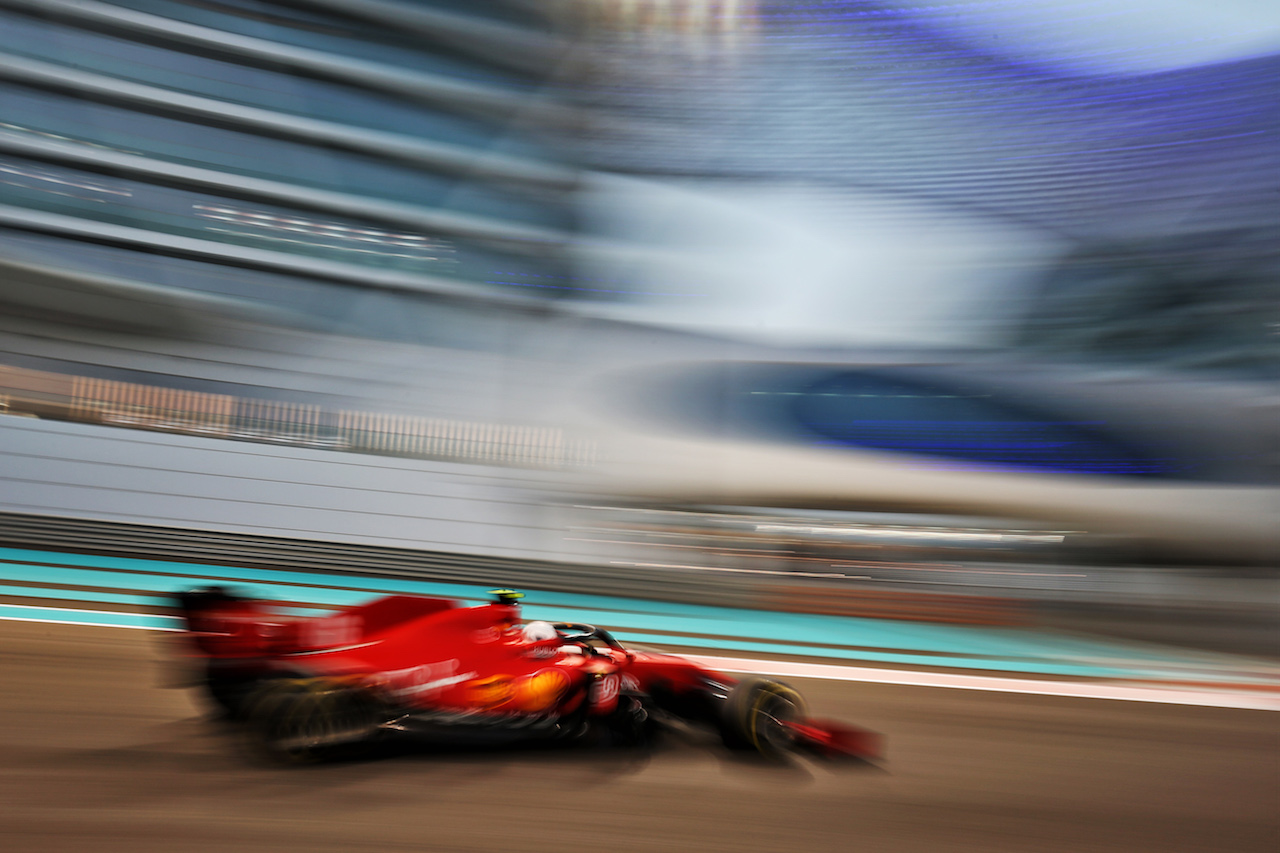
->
[591,672,621,714]
[304,613,362,648]
[511,668,572,712]
[467,674,515,708]
[524,643,559,659]
[382,659,474,698]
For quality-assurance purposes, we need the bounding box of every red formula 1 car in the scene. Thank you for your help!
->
[173,587,880,764]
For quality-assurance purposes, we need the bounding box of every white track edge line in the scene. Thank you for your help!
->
[0,615,178,630]
[686,654,1280,711]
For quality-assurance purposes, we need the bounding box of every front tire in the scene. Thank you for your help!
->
[719,678,806,759]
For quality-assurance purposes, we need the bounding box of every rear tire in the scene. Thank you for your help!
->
[204,666,256,719]
[245,679,380,764]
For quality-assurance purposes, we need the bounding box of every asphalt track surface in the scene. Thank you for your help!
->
[2,620,1276,853]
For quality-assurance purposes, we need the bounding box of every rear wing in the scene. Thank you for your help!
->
[174,587,457,658]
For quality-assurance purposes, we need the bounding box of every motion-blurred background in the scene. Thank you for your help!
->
[0,0,1276,650]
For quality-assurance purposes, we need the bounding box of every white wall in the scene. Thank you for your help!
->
[574,176,1063,349]
[0,415,575,561]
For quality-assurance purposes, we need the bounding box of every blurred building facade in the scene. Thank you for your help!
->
[0,0,615,424]
[0,1,1275,572]
[0,0,624,561]
[0,0,583,325]
[3,0,1275,392]
[566,2,1280,373]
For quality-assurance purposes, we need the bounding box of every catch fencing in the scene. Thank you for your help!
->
[2,364,594,469]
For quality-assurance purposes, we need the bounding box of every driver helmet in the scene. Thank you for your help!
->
[522,620,558,643]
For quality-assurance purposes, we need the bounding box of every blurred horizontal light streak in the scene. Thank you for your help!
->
[0,120,128,153]
[0,158,131,199]
[295,0,560,73]
[831,565,1087,578]
[0,128,571,254]
[199,227,442,261]
[0,53,577,189]
[564,534,798,556]
[609,560,848,579]
[0,203,548,307]
[0,0,570,124]
[194,204,456,262]
[755,524,1066,544]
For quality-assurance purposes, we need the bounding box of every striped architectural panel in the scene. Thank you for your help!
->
[3,364,595,469]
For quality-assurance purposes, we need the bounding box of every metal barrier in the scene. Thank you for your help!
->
[0,511,762,609]
[0,510,1039,626]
